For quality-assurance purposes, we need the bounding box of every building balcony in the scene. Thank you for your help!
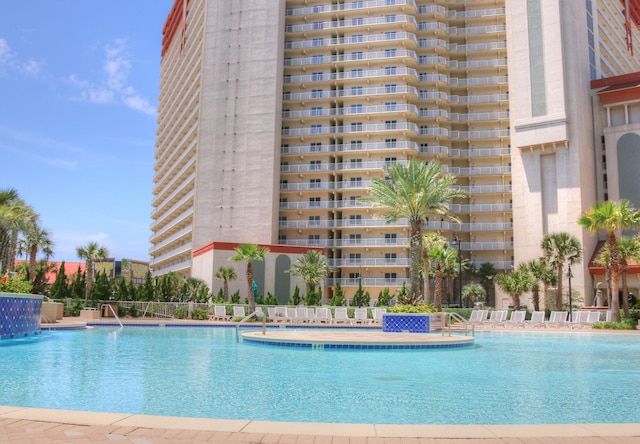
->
[285,0,417,17]
[449,24,507,36]
[150,242,193,266]
[449,165,512,176]
[326,277,410,287]
[150,207,194,241]
[284,15,418,34]
[329,237,410,247]
[448,111,509,122]
[448,58,508,70]
[446,7,505,20]
[279,200,335,210]
[280,219,334,229]
[150,257,191,276]
[448,203,512,213]
[330,258,411,267]
[448,41,507,54]
[149,224,193,255]
[283,68,418,86]
[423,221,513,232]
[285,32,417,50]
[280,181,336,192]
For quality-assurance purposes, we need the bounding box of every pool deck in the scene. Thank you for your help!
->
[6,317,636,443]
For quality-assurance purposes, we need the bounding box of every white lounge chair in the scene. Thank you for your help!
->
[469,309,488,324]
[285,307,297,323]
[233,306,246,320]
[372,307,386,325]
[353,307,371,325]
[483,310,507,327]
[209,305,231,321]
[315,307,333,324]
[296,306,311,323]
[334,307,352,325]
[567,311,587,329]
[546,311,568,328]
[585,310,601,326]
[268,306,286,323]
[525,311,546,327]
[504,310,526,328]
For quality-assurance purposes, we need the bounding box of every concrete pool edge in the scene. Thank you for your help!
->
[1,406,639,439]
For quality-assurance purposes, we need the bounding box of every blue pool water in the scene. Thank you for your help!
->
[1,326,639,425]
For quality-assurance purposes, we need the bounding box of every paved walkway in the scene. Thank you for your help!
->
[1,407,640,443]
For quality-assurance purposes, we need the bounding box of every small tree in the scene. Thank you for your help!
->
[461,283,486,308]
[90,270,113,301]
[69,265,86,300]
[375,288,394,307]
[331,283,346,306]
[495,270,533,310]
[49,261,70,300]
[286,250,333,300]
[230,243,269,314]
[215,266,237,302]
[76,241,109,302]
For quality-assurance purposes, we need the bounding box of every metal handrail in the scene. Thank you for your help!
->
[235,310,267,342]
[101,304,123,328]
[441,312,474,337]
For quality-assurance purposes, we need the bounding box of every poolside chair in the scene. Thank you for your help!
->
[233,306,246,320]
[605,310,612,322]
[546,311,568,328]
[469,309,488,324]
[585,310,601,326]
[315,306,332,324]
[353,307,371,325]
[268,306,286,323]
[483,310,507,327]
[285,306,298,323]
[525,311,545,327]
[209,305,231,322]
[334,307,352,325]
[567,310,587,329]
[372,307,386,325]
[503,310,526,328]
[296,306,311,323]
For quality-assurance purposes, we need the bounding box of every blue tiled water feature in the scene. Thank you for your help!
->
[0,293,43,340]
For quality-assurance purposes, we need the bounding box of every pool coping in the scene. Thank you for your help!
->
[1,406,639,439]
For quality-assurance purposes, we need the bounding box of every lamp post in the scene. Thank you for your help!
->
[453,235,462,308]
[567,263,573,322]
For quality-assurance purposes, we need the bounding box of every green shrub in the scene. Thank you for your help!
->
[174,306,188,319]
[264,292,279,305]
[388,303,436,314]
[230,290,240,303]
[290,285,301,306]
[330,283,346,306]
[192,307,209,320]
[375,288,394,307]
[592,319,636,330]
[304,289,322,306]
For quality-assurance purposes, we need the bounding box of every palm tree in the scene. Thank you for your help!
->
[215,266,237,301]
[579,200,640,322]
[541,232,582,311]
[365,160,467,302]
[428,244,453,311]
[473,262,497,306]
[519,258,556,312]
[230,243,269,314]
[441,247,462,306]
[17,221,54,283]
[461,283,486,308]
[495,269,533,310]
[76,241,109,302]
[286,250,334,299]
[596,236,640,318]
[0,188,37,275]
[422,232,445,304]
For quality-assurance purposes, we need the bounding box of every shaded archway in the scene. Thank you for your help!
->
[274,255,291,305]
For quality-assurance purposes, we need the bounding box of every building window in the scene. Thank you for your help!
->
[385,233,397,244]
[351,34,363,43]
[351,122,363,131]
[384,272,397,282]
[385,32,397,40]
[312,72,323,81]
[351,68,363,78]
[351,104,363,114]
[312,38,324,47]
[351,51,363,60]
[385,15,396,23]
[350,158,363,168]
[311,107,323,117]
[309,215,320,226]
[349,215,362,225]
[349,196,360,207]
[384,253,397,263]
[351,140,363,150]
[310,179,321,189]
[313,21,323,30]
[352,17,364,26]
[384,49,397,57]
[308,235,320,245]
[349,234,362,245]
[351,86,363,96]
[385,157,397,166]
[350,177,363,186]
[385,66,397,75]
[385,102,397,111]
[348,253,361,265]
[309,197,321,206]
[385,84,397,93]
[385,138,397,148]
[311,124,322,134]
[312,55,323,64]
[310,160,321,170]
[310,142,322,152]
[385,120,397,130]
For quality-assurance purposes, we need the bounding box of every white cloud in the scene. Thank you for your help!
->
[68,38,157,116]
[0,37,44,78]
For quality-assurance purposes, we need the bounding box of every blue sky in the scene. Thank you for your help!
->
[0,0,174,262]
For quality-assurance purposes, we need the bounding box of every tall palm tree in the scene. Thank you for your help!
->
[473,262,497,306]
[0,188,37,275]
[519,258,556,312]
[17,221,54,283]
[596,236,640,318]
[365,160,467,302]
[286,250,334,298]
[428,244,453,311]
[495,269,533,310]
[541,232,582,311]
[579,200,640,322]
[76,241,109,302]
[230,243,269,314]
[422,232,444,304]
[441,247,462,306]
[215,266,237,301]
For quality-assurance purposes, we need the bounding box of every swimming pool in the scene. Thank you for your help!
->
[2,326,639,425]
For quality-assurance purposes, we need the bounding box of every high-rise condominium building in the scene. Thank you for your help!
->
[151,0,640,306]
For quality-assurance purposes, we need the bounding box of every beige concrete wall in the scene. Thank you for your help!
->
[192,0,286,250]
